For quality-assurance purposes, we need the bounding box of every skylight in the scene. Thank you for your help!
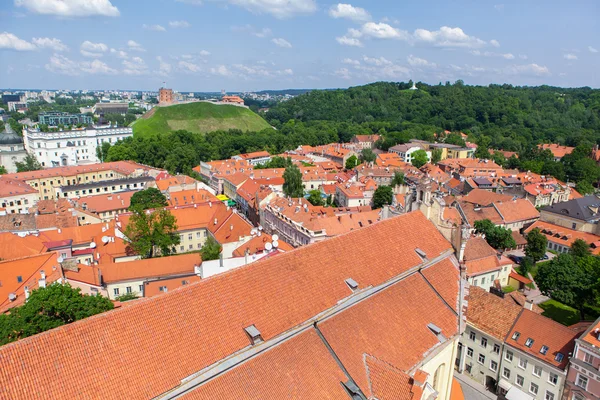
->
[540,345,549,355]
[525,338,534,348]
[512,332,520,340]
[555,353,564,362]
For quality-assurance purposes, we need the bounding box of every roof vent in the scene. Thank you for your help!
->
[8,293,16,302]
[345,278,359,291]
[244,325,263,345]
[342,380,364,399]
[427,323,446,343]
[415,248,427,260]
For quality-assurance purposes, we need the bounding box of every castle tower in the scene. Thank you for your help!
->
[159,85,173,105]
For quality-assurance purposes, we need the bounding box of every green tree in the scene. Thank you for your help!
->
[200,236,222,261]
[0,165,6,175]
[372,185,393,209]
[525,228,548,262]
[391,170,406,187]
[571,239,592,258]
[536,254,599,319]
[96,142,112,162]
[474,219,516,249]
[283,164,304,198]
[307,189,324,206]
[0,283,113,346]
[360,148,377,164]
[345,155,359,170]
[123,209,180,258]
[411,149,429,168]
[129,188,168,211]
[577,181,595,195]
[15,153,42,172]
[431,148,443,164]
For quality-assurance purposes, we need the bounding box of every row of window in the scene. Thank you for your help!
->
[180,231,208,242]
[1,199,29,208]
[113,285,143,296]
[502,368,554,399]
[505,349,559,384]
[469,331,501,353]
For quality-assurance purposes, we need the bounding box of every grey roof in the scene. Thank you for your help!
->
[0,124,23,145]
[541,195,600,222]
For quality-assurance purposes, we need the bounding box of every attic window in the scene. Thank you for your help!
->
[540,345,549,355]
[159,286,168,292]
[512,332,520,340]
[244,325,263,345]
[525,338,534,348]
[345,278,359,291]
[17,276,22,283]
[555,353,564,362]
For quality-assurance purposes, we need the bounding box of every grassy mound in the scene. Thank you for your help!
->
[132,102,271,137]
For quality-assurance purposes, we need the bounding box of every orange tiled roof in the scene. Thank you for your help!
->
[168,189,218,207]
[231,233,293,257]
[0,211,454,399]
[493,198,539,223]
[144,275,201,297]
[0,177,37,197]
[421,257,460,311]
[238,151,270,160]
[525,220,600,255]
[507,309,579,369]
[538,144,575,159]
[73,191,135,213]
[461,189,514,206]
[466,286,522,340]
[5,161,150,182]
[365,355,423,400]
[0,232,47,260]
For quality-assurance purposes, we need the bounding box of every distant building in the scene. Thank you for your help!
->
[0,124,27,173]
[538,144,575,161]
[221,95,244,105]
[540,195,600,234]
[23,125,133,167]
[38,112,93,126]
[94,102,129,115]
[389,143,432,164]
[565,317,600,400]
[159,87,174,105]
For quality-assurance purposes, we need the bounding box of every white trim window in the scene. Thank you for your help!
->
[584,352,594,365]
[516,375,524,387]
[505,350,514,362]
[490,360,498,372]
[493,343,501,354]
[467,347,473,358]
[530,383,539,396]
[503,368,511,379]
[478,354,486,365]
[576,374,588,389]
[470,331,476,341]
[533,365,542,377]
[545,391,554,400]
[518,357,528,369]
[481,337,488,348]
[548,372,558,385]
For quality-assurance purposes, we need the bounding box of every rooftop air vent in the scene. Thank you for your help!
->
[427,323,446,343]
[415,248,427,260]
[345,278,359,291]
[244,325,263,345]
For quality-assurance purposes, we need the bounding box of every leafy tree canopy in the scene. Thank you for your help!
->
[525,228,548,262]
[373,185,393,209]
[345,154,359,170]
[391,170,406,187]
[15,153,42,172]
[123,208,180,258]
[474,219,516,249]
[307,189,324,206]
[411,149,429,168]
[129,188,168,212]
[200,236,222,261]
[283,164,304,198]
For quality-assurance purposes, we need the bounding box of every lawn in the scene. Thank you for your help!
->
[132,102,272,137]
[502,286,516,293]
[539,299,580,326]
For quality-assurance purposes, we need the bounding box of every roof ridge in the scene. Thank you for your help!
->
[0,251,54,265]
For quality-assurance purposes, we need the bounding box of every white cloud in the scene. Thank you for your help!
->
[413,26,486,48]
[471,50,514,59]
[127,40,145,52]
[81,59,117,74]
[231,25,272,38]
[280,68,293,75]
[178,60,202,73]
[342,58,360,65]
[361,22,407,39]
[506,63,550,76]
[15,0,120,17]
[210,65,232,76]
[336,36,362,47]
[0,32,36,51]
[169,20,191,28]
[407,54,436,68]
[80,40,108,57]
[110,48,128,58]
[32,37,68,51]
[362,56,392,66]
[334,67,352,79]
[156,56,171,77]
[589,46,598,53]
[122,56,148,75]
[272,38,292,48]
[221,0,316,18]
[490,39,500,47]
[564,53,578,60]
[348,28,362,38]
[143,24,166,32]
[328,3,371,22]
[199,50,210,56]
[45,53,117,75]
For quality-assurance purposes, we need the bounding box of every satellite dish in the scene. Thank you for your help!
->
[272,240,279,248]
[258,225,263,231]
[57,256,64,263]
[265,242,273,251]
[272,234,279,241]
[90,242,97,249]
[101,236,109,244]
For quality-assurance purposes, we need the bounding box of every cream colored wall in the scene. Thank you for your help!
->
[26,170,128,199]
[0,192,38,214]
[540,211,598,234]
[106,280,145,299]
[421,337,459,400]
[174,228,210,254]
[468,268,507,290]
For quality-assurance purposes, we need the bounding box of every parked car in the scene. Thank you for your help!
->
[509,255,523,264]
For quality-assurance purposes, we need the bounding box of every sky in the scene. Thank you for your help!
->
[0,0,598,92]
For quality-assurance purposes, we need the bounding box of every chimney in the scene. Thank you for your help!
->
[524,300,534,311]
[382,205,390,220]
[24,286,30,300]
[219,253,224,268]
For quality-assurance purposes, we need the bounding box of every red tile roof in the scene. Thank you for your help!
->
[143,275,201,297]
[73,191,134,213]
[525,221,600,255]
[507,309,579,369]
[0,211,454,399]
[0,177,37,197]
[365,354,423,400]
[462,189,514,206]
[466,286,522,340]
[538,144,575,159]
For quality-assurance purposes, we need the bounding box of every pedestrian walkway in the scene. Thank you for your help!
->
[524,272,549,304]
[454,371,498,400]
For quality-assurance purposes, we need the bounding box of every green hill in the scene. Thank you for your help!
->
[132,102,272,137]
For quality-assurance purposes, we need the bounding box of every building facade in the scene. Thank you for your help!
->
[38,112,93,126]
[564,318,600,400]
[23,125,133,167]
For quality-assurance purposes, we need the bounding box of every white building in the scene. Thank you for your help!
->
[23,125,133,168]
[0,125,27,173]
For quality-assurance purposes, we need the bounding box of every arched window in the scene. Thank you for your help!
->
[433,363,446,393]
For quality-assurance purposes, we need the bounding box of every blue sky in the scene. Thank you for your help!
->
[1,0,598,91]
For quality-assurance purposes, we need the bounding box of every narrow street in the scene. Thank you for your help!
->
[454,372,498,400]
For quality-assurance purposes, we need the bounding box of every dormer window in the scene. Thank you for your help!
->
[555,353,564,362]
[512,332,520,340]
[540,345,549,355]
[525,338,534,348]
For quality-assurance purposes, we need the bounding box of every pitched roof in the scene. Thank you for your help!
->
[5,161,150,182]
[167,189,218,207]
[421,257,460,311]
[231,233,293,257]
[143,275,201,297]
[466,286,522,340]
[0,232,46,260]
[461,189,514,206]
[507,309,579,370]
[365,355,423,400]
[73,191,135,213]
[541,195,600,222]
[0,177,37,197]
[524,220,600,255]
[0,211,454,399]
[538,144,575,159]
[493,199,539,223]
